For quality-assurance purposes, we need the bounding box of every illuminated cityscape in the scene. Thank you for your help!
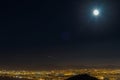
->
[0,69,120,80]
[1,0,120,80]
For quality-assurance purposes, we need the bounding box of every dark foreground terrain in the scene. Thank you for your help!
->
[66,74,99,80]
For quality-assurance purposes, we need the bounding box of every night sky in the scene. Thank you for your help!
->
[0,0,120,70]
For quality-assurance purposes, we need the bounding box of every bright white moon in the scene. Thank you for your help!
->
[93,9,99,16]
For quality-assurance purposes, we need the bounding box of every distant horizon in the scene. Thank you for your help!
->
[0,64,120,71]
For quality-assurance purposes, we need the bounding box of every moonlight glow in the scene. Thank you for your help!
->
[93,9,99,16]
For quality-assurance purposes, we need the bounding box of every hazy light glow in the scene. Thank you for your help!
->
[93,9,99,16]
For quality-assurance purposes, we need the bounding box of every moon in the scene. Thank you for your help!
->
[93,9,99,16]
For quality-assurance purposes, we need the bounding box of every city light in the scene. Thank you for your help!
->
[0,69,120,80]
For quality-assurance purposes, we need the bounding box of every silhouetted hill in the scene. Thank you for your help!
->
[0,76,31,80]
[66,74,99,80]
